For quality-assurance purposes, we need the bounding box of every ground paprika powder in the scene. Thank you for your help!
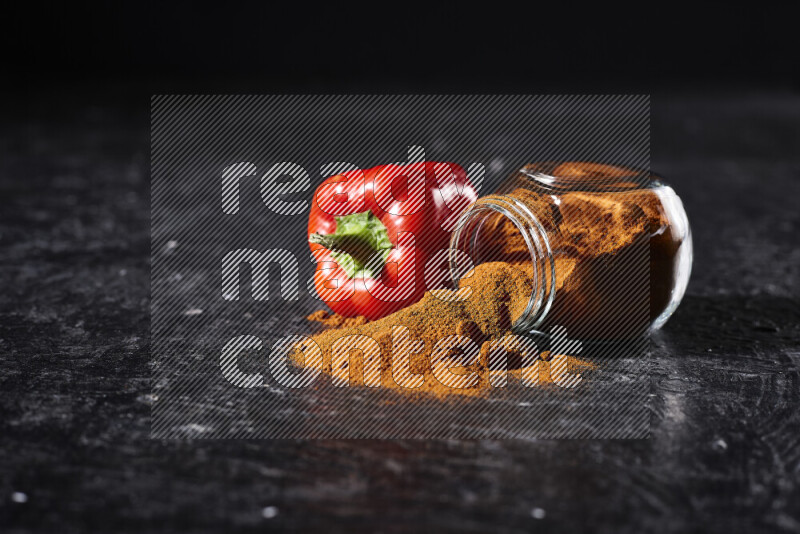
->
[295,162,691,398]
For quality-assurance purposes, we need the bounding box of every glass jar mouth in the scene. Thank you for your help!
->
[449,196,556,333]
[516,161,659,193]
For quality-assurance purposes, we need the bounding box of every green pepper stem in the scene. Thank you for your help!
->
[309,233,374,263]
[308,210,393,279]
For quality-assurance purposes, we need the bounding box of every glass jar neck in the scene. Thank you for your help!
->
[449,195,556,333]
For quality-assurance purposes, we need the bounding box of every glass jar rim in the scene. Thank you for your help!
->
[516,161,663,193]
[449,195,556,333]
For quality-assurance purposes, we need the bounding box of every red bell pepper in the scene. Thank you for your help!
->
[308,161,478,320]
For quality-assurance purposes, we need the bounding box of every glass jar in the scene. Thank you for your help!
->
[449,162,692,340]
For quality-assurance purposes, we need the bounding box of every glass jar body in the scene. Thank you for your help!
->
[450,162,692,339]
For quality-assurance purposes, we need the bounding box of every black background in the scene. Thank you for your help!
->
[4,4,797,93]
[2,3,799,533]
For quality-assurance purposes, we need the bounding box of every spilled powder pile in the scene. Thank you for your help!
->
[298,262,595,399]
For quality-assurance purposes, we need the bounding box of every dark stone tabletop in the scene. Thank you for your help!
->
[1,90,798,533]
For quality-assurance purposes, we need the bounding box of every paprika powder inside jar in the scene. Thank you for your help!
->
[449,162,692,340]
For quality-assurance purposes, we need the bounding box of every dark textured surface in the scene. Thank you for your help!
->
[1,91,799,533]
